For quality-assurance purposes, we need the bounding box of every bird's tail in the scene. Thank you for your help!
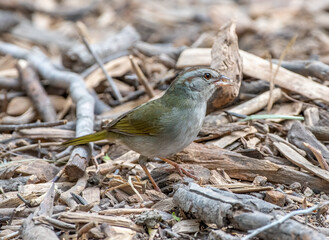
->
[62,130,108,146]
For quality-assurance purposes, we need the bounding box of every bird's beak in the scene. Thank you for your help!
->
[213,75,233,87]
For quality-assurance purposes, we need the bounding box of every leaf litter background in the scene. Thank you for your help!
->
[0,0,329,239]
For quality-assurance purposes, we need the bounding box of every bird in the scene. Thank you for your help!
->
[63,67,233,191]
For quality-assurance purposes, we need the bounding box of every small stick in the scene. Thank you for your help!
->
[128,176,143,202]
[78,222,97,237]
[0,142,62,158]
[129,55,156,98]
[76,21,122,102]
[0,120,67,131]
[303,142,329,171]
[242,201,329,240]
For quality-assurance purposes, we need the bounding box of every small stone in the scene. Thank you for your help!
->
[264,190,286,207]
[289,182,301,190]
[303,187,313,197]
[135,210,162,228]
[252,176,267,186]
[320,193,329,201]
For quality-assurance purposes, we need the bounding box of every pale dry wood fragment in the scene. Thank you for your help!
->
[274,142,329,182]
[177,48,329,103]
[303,143,329,171]
[58,212,143,232]
[304,107,320,126]
[103,225,136,240]
[85,56,137,89]
[59,172,88,208]
[204,88,282,126]
[19,182,73,196]
[268,133,307,157]
[82,187,100,204]
[229,186,273,194]
[16,128,75,139]
[206,127,257,148]
[286,194,313,207]
[209,170,232,185]
[99,208,151,216]
[0,193,37,208]
[209,22,242,111]
[151,198,175,212]
[172,219,200,234]
[176,48,211,68]
[268,102,303,122]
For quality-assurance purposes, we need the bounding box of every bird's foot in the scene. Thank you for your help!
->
[139,156,162,192]
[159,157,199,181]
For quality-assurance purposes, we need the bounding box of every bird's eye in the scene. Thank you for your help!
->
[203,73,211,80]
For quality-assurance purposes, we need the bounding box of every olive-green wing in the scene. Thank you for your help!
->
[105,99,167,136]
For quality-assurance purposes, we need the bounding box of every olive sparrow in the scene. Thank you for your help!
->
[63,67,232,191]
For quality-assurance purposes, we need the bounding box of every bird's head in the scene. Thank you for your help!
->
[166,67,233,101]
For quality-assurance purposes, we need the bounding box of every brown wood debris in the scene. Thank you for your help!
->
[0,1,329,239]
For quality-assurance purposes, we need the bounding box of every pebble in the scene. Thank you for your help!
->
[252,176,267,186]
[303,187,313,197]
[289,182,301,190]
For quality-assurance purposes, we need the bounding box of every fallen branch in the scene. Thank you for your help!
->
[0,41,94,180]
[242,201,329,240]
[173,183,326,239]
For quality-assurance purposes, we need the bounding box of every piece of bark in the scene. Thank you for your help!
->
[307,126,329,141]
[172,219,200,234]
[206,126,257,148]
[274,142,329,182]
[304,107,320,127]
[209,22,242,112]
[15,161,59,183]
[17,60,56,122]
[59,172,88,208]
[0,41,95,180]
[0,176,29,192]
[287,121,329,162]
[173,183,325,240]
[204,88,282,127]
[172,143,329,192]
[21,183,58,240]
[62,25,140,72]
[58,211,143,232]
[264,190,286,207]
[176,48,329,103]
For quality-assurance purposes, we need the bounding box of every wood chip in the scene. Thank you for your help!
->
[274,142,329,182]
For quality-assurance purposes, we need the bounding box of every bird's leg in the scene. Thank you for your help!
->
[138,156,161,192]
[159,157,199,181]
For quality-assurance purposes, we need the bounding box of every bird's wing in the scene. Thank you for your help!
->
[105,99,167,136]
